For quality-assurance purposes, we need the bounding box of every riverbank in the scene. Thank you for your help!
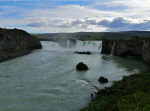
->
[0,28,42,63]
[79,71,150,111]
[0,49,32,62]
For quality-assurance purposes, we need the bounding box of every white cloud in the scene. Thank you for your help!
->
[95,0,150,18]
[1,16,150,33]
[0,12,5,15]
[22,4,119,19]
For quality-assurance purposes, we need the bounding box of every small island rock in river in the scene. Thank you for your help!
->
[76,62,88,70]
[74,51,92,55]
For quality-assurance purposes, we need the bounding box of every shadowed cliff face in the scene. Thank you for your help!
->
[0,28,42,62]
[114,38,143,59]
[142,38,150,66]
[101,37,150,67]
[101,39,116,54]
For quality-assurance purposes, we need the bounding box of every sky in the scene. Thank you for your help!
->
[0,0,150,33]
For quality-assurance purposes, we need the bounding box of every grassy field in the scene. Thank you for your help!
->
[33,31,150,40]
[79,72,150,111]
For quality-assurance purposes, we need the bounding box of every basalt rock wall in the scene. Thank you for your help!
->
[0,28,42,62]
[101,37,150,67]
[101,39,116,54]
[142,38,150,66]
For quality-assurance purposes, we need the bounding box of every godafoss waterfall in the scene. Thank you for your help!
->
[0,40,150,111]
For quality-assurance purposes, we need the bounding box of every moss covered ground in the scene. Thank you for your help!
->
[79,72,150,111]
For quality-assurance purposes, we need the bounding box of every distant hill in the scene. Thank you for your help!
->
[33,31,150,40]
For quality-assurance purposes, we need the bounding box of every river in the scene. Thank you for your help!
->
[0,40,149,111]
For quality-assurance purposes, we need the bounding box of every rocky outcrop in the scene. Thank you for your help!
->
[58,39,77,48]
[101,39,116,54]
[76,62,88,70]
[74,51,92,55]
[98,77,108,83]
[141,38,150,66]
[101,36,150,66]
[0,28,42,62]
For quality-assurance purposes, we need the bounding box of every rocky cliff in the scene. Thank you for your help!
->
[101,39,116,54]
[101,36,150,67]
[141,38,150,66]
[0,28,42,62]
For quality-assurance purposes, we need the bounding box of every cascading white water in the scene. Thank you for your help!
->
[75,40,102,52]
[67,40,70,48]
[41,40,102,52]
[111,42,116,55]
[41,41,61,50]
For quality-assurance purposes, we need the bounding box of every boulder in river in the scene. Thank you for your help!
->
[98,77,108,83]
[76,62,88,70]
[74,51,92,55]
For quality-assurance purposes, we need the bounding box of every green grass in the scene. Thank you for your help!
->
[79,72,150,111]
[33,31,150,41]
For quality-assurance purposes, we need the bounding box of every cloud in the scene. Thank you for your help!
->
[94,0,150,18]
[24,4,119,19]
[25,17,150,32]
[0,3,119,19]
[0,12,5,15]
[97,17,150,31]
[2,16,150,33]
[1,0,150,33]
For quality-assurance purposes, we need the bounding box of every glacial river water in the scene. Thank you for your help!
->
[0,40,150,111]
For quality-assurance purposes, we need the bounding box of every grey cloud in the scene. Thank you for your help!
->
[26,17,150,31]
[71,19,83,26]
[82,17,150,31]
[97,17,150,31]
[85,19,97,25]
[97,17,127,28]
[27,22,47,27]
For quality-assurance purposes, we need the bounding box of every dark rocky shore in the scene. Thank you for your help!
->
[0,28,42,62]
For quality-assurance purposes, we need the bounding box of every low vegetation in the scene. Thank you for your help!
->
[79,72,150,111]
[33,31,150,40]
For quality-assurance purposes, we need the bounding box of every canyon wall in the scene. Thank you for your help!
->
[101,36,150,66]
[0,28,42,62]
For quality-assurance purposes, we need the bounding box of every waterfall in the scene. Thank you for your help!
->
[41,40,102,52]
[111,42,116,55]
[67,40,70,48]
[75,40,102,52]
[41,41,61,50]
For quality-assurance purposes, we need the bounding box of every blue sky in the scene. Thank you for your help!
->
[0,0,150,33]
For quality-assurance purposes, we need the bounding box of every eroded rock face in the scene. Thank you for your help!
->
[0,28,42,62]
[76,62,88,70]
[98,77,108,83]
[114,37,143,59]
[142,38,150,66]
[101,39,116,54]
[101,36,150,67]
